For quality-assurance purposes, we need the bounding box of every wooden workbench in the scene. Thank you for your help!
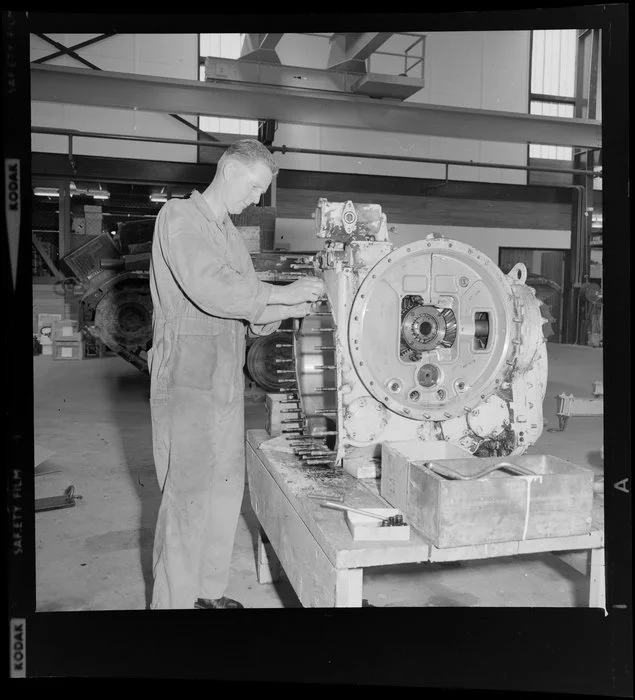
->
[245,429,605,608]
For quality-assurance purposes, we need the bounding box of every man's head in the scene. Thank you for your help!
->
[216,139,279,215]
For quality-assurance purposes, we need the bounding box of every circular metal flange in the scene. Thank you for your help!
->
[402,306,457,352]
[246,332,294,392]
[348,236,518,422]
[293,303,337,441]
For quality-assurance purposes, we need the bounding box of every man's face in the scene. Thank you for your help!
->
[224,159,273,215]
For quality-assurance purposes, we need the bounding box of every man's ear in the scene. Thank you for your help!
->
[222,159,237,181]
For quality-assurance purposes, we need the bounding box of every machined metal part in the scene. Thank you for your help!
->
[422,460,535,480]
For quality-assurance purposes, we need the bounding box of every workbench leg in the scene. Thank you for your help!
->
[589,547,606,609]
[257,527,282,584]
[334,569,364,607]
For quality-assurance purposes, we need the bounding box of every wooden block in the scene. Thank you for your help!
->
[342,456,380,480]
[405,454,594,548]
[346,509,411,542]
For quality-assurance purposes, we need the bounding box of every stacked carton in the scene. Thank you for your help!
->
[52,320,85,361]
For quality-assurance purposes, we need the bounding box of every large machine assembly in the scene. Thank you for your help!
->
[286,199,549,478]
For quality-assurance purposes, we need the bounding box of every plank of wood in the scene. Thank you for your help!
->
[276,188,571,230]
[589,547,606,609]
[427,530,604,563]
[246,442,360,607]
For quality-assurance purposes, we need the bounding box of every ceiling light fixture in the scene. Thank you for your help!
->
[34,187,59,197]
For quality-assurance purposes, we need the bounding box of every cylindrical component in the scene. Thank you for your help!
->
[315,387,338,392]
[474,317,489,337]
[315,365,337,370]
[274,358,294,364]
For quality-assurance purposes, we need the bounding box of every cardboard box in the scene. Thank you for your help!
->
[53,339,85,361]
[381,440,474,513]
[37,313,62,335]
[53,320,82,342]
[387,453,594,548]
[346,508,411,542]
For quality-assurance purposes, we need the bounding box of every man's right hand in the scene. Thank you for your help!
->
[281,277,326,305]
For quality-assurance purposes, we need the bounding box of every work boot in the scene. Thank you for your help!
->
[194,597,244,609]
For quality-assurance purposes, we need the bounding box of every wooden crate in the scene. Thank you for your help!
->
[53,339,85,361]
[265,392,299,437]
[381,440,474,513]
[398,454,594,548]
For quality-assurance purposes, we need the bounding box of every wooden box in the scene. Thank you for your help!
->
[53,339,85,361]
[398,454,594,548]
[381,440,474,513]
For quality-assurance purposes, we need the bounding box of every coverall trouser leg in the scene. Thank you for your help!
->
[150,357,245,609]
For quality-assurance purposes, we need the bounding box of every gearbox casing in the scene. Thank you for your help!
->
[296,199,548,477]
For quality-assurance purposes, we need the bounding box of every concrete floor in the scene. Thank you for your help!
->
[33,343,604,610]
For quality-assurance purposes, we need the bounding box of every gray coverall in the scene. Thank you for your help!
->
[147,190,276,609]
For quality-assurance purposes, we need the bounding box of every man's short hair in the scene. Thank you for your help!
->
[219,139,279,176]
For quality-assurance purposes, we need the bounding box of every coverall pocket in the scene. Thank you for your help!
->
[170,334,218,391]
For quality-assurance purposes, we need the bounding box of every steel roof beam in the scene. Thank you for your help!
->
[240,33,284,64]
[327,33,393,72]
[30,64,602,148]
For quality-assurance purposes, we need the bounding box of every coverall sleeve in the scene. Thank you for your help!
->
[161,204,271,324]
[249,320,282,337]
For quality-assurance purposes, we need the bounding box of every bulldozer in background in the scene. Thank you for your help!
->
[61,216,309,388]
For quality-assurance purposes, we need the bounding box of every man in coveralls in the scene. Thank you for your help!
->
[148,139,324,609]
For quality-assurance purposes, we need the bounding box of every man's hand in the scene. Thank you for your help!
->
[287,302,314,318]
[269,277,326,305]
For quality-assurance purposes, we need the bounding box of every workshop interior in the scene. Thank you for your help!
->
[31,29,606,610]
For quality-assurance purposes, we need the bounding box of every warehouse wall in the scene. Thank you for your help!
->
[31,31,531,184]
[30,33,199,162]
[272,31,531,184]
[275,219,570,263]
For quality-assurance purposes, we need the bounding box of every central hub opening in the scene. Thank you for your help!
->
[420,321,433,336]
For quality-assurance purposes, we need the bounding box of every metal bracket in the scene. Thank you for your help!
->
[35,485,83,513]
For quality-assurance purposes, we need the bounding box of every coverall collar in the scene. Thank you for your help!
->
[190,189,229,226]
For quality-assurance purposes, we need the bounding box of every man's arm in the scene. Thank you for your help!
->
[252,302,313,325]
[161,204,270,324]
